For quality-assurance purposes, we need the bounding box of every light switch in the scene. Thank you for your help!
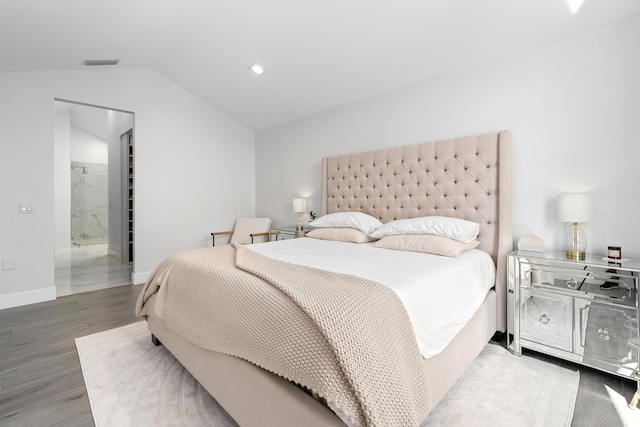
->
[18,203,34,214]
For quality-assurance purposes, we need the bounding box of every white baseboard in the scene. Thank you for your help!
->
[0,287,57,310]
[133,271,151,285]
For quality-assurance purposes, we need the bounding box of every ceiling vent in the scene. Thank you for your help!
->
[83,58,120,66]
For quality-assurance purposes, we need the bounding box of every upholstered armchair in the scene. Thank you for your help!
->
[211,217,279,246]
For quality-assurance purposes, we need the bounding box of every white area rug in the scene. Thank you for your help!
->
[423,344,579,427]
[76,322,579,427]
[75,322,237,427]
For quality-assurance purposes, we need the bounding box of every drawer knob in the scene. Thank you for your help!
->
[539,314,550,325]
[598,328,610,341]
[567,278,578,289]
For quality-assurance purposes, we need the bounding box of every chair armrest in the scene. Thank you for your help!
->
[249,230,280,244]
[249,231,271,237]
[211,231,233,236]
[211,230,233,246]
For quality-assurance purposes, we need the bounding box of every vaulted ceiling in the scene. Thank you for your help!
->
[3,0,639,130]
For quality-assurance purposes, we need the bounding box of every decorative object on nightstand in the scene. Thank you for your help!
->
[309,211,317,221]
[557,193,594,260]
[517,235,545,253]
[292,198,307,231]
[507,250,640,407]
[608,246,622,261]
[601,246,623,290]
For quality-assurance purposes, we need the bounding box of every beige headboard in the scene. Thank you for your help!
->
[320,130,512,332]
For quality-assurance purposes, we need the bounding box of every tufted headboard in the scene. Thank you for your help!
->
[320,130,512,332]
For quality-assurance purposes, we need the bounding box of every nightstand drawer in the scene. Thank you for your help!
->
[521,289,573,352]
[575,298,638,366]
[273,226,308,240]
[276,232,298,241]
[519,260,637,308]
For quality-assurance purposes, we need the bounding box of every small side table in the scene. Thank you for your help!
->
[507,250,640,407]
[272,226,308,240]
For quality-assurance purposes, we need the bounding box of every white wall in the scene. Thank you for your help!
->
[70,123,108,163]
[256,14,640,258]
[0,67,255,309]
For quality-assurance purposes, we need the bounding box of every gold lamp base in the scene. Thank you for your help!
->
[566,250,585,261]
[296,212,304,232]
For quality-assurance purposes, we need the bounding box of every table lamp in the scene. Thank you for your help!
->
[557,193,594,260]
[292,198,307,231]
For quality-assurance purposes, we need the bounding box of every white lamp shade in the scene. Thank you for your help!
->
[557,194,594,223]
[292,198,307,213]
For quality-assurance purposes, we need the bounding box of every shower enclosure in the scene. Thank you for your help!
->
[70,161,108,246]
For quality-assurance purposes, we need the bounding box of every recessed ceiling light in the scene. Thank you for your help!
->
[566,0,585,14]
[249,63,265,75]
[82,58,120,66]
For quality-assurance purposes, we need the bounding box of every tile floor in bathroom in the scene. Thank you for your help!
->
[55,243,132,297]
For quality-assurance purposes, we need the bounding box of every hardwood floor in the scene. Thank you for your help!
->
[517,348,638,427]
[0,283,637,426]
[0,284,141,427]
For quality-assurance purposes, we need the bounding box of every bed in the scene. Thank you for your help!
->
[136,130,513,426]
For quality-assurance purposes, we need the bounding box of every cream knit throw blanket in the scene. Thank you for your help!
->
[136,244,431,426]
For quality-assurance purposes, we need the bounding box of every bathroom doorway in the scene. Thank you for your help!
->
[53,99,134,296]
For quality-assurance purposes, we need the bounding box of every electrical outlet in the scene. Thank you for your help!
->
[2,257,15,270]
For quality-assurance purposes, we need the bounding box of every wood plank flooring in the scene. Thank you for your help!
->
[0,284,141,426]
[520,347,637,426]
[0,283,637,426]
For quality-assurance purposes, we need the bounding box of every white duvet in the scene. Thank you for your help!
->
[248,237,496,359]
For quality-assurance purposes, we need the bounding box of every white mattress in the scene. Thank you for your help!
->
[248,237,496,358]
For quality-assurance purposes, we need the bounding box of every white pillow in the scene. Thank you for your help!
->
[309,212,383,236]
[306,228,377,243]
[370,216,479,243]
[374,235,480,257]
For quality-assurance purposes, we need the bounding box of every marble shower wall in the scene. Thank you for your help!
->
[71,161,108,245]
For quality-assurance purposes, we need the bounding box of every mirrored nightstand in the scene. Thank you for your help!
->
[507,250,640,404]
[272,226,309,240]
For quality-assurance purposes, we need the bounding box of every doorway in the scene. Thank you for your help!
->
[53,99,134,297]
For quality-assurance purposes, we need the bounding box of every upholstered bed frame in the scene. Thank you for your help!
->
[147,130,513,426]
[321,130,512,332]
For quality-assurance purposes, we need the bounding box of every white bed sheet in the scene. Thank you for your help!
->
[248,237,496,358]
